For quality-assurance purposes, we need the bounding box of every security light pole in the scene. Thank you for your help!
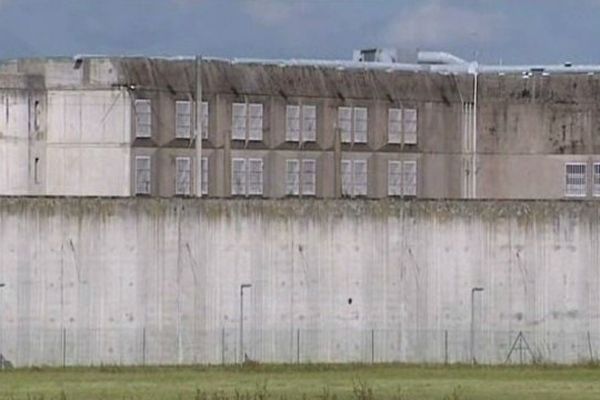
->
[240,283,252,363]
[470,287,484,364]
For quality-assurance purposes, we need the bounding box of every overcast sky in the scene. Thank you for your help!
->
[1,0,599,64]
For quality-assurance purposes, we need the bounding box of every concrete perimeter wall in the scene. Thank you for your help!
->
[0,198,599,366]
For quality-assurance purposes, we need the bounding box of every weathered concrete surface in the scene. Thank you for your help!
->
[0,198,599,366]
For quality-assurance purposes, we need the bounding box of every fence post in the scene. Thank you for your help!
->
[371,329,375,364]
[296,329,300,364]
[444,330,448,365]
[142,327,146,366]
[62,327,67,368]
[221,327,225,365]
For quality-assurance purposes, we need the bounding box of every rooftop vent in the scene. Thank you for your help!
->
[353,48,398,63]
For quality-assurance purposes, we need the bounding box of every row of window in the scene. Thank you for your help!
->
[134,99,418,144]
[134,156,417,197]
[565,162,600,197]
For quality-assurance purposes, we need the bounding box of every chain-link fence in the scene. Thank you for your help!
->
[1,328,599,367]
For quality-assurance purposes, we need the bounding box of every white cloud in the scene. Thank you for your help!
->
[242,0,305,27]
[381,1,505,50]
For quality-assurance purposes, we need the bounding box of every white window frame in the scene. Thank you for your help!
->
[301,159,317,196]
[175,156,192,196]
[338,106,368,144]
[388,161,403,196]
[594,163,600,197]
[287,104,317,142]
[175,100,192,139]
[341,159,368,197]
[232,102,263,141]
[388,108,418,145]
[565,162,587,197]
[402,160,417,196]
[135,99,152,138]
[201,156,208,195]
[135,156,151,195]
[231,157,264,196]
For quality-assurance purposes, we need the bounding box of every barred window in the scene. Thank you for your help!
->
[175,101,192,138]
[341,159,368,197]
[135,99,151,138]
[302,159,316,195]
[338,107,352,143]
[232,103,247,140]
[388,109,403,144]
[201,101,209,139]
[286,159,300,195]
[247,158,263,195]
[353,107,368,143]
[135,156,151,195]
[302,105,317,142]
[566,163,586,197]
[388,161,402,196]
[338,107,368,144]
[403,108,418,144]
[286,105,301,142]
[402,161,417,196]
[231,158,246,195]
[388,108,418,144]
[201,157,208,195]
[594,163,600,197]
[175,157,192,195]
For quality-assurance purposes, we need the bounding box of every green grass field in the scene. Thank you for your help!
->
[1,364,600,400]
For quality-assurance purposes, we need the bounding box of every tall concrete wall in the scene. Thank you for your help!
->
[0,198,599,366]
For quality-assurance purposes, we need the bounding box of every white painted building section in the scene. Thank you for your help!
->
[0,199,598,366]
[46,90,132,196]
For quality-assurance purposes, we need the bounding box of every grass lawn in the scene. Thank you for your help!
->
[0,364,600,400]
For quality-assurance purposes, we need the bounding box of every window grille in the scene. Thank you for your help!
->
[135,156,151,195]
[338,107,352,143]
[302,159,317,195]
[175,101,192,139]
[566,163,586,197]
[353,107,368,143]
[286,159,300,195]
[302,105,317,142]
[175,157,192,195]
[341,159,368,197]
[232,103,247,140]
[231,158,246,195]
[388,161,402,196]
[247,158,264,195]
[201,101,209,139]
[402,161,417,196]
[135,99,151,138]
[201,157,208,195]
[403,108,418,144]
[248,104,263,141]
[286,105,301,142]
[341,160,353,196]
[388,108,402,144]
[594,163,600,197]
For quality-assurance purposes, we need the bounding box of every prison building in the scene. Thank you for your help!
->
[2,52,600,199]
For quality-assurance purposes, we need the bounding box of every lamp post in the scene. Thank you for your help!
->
[239,283,252,363]
[470,287,484,364]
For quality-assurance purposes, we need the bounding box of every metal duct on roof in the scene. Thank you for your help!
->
[418,51,467,65]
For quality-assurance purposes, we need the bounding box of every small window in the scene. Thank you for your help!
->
[301,159,317,196]
[341,159,368,197]
[175,101,192,139]
[135,156,151,195]
[34,100,41,132]
[201,157,208,195]
[286,159,300,195]
[175,157,192,195]
[594,163,600,197]
[34,157,40,184]
[135,99,152,138]
[201,101,209,139]
[232,103,247,140]
[566,163,586,197]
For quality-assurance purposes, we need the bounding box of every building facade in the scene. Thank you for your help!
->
[2,55,600,199]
